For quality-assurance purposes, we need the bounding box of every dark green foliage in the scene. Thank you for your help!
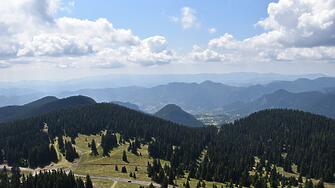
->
[304,179,314,188]
[147,159,176,186]
[128,138,141,155]
[65,141,79,162]
[122,150,128,163]
[49,144,58,162]
[0,168,86,188]
[154,104,204,127]
[58,136,65,154]
[85,174,93,188]
[101,131,118,156]
[201,109,335,183]
[0,96,96,123]
[28,143,59,168]
[76,178,85,188]
[90,139,98,156]
[121,166,127,173]
[0,103,211,168]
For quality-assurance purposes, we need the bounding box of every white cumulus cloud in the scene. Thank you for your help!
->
[0,0,176,68]
[190,0,335,64]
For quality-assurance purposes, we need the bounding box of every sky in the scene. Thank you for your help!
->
[0,0,335,81]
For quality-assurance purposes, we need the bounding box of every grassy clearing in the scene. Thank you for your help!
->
[69,134,228,188]
[73,134,154,181]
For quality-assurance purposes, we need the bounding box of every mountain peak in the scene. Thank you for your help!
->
[155,104,204,127]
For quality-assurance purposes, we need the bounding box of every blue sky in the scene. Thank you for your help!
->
[0,0,334,81]
[59,0,275,51]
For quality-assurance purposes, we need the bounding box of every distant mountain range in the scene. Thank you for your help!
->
[0,72,325,91]
[2,75,335,122]
[154,104,204,127]
[0,95,96,123]
[61,77,335,113]
[224,89,335,119]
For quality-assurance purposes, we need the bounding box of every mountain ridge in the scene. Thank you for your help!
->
[0,95,96,123]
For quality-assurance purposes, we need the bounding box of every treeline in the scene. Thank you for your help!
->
[101,131,118,156]
[0,166,92,188]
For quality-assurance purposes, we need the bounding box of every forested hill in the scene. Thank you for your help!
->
[0,95,96,123]
[154,104,204,127]
[0,102,214,169]
[204,109,335,183]
[0,103,334,184]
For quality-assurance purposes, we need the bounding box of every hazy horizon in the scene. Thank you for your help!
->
[1,0,335,81]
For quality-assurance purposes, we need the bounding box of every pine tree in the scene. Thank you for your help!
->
[122,150,128,162]
[65,141,79,162]
[85,174,93,188]
[58,136,65,153]
[184,180,191,188]
[49,144,58,162]
[76,178,85,188]
[162,176,169,188]
[90,139,99,156]
[122,166,127,173]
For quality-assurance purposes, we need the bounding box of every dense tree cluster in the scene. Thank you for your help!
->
[90,139,98,156]
[147,159,174,188]
[194,109,335,184]
[128,138,141,155]
[101,131,118,156]
[0,167,88,188]
[57,136,79,162]
[64,140,79,162]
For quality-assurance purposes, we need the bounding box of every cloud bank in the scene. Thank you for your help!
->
[0,0,334,73]
[0,0,175,68]
[191,0,335,63]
